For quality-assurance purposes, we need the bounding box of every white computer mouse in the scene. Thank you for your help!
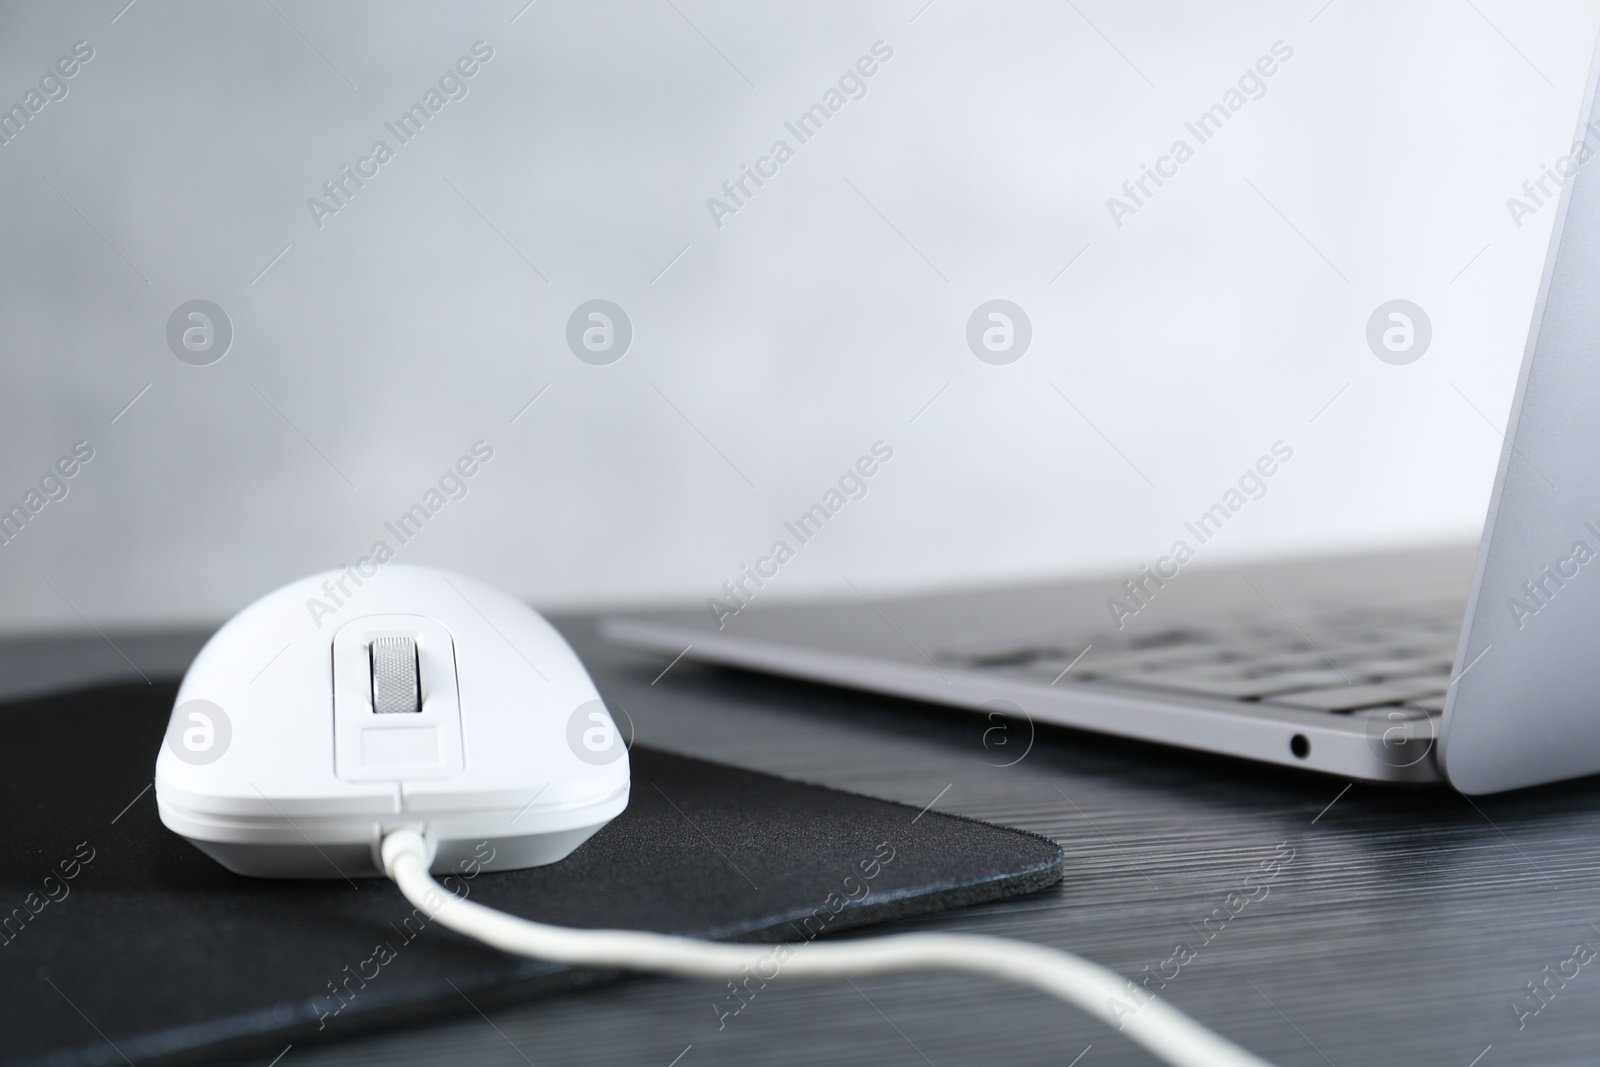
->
[155,565,630,878]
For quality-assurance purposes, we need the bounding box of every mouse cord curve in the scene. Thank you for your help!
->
[381,831,1279,1067]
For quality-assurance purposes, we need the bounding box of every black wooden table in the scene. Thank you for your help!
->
[9,617,1598,1067]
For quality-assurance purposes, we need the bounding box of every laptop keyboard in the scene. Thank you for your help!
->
[940,603,1462,717]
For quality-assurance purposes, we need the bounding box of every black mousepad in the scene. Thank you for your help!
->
[0,681,1063,1067]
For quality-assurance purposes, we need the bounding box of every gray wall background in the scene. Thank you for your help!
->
[0,0,1595,636]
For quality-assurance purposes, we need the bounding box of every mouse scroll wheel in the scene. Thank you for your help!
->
[370,636,421,714]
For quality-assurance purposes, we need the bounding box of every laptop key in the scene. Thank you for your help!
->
[1224,651,1350,675]
[1332,656,1453,681]
[1069,646,1233,675]
[1101,667,1356,700]
[1404,693,1447,714]
[1266,678,1448,712]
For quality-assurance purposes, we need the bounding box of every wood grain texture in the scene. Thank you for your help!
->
[14,621,1599,1067]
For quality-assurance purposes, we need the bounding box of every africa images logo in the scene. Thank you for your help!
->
[566,700,625,766]
[706,41,894,229]
[966,300,1031,365]
[1365,300,1431,365]
[566,300,632,365]
[305,41,494,230]
[165,700,232,765]
[166,300,234,365]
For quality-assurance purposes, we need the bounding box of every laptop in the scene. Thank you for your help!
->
[604,37,1600,797]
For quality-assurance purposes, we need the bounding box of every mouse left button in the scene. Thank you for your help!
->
[371,636,421,714]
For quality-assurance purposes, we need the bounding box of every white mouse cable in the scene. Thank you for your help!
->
[381,831,1278,1067]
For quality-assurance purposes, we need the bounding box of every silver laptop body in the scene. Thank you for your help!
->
[605,36,1600,796]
